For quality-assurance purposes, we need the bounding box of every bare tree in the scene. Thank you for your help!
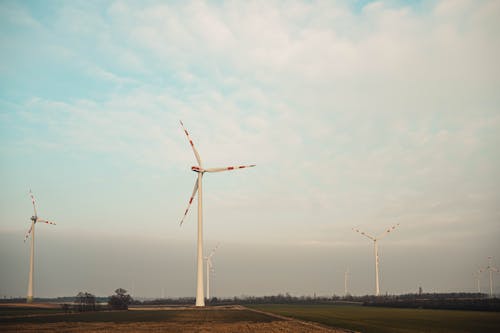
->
[75,291,96,312]
[108,288,132,310]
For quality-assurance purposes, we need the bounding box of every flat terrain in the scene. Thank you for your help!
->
[0,303,347,332]
[248,304,500,333]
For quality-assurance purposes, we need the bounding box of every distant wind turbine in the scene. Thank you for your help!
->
[179,121,255,307]
[353,223,399,296]
[473,269,482,294]
[483,256,499,298]
[344,268,350,296]
[205,243,220,301]
[24,190,56,303]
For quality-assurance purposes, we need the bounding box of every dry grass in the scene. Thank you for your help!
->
[0,303,60,309]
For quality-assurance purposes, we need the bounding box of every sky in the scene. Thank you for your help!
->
[1,0,499,299]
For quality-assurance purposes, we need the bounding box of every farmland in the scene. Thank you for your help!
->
[0,304,345,332]
[248,304,500,333]
[2,302,500,332]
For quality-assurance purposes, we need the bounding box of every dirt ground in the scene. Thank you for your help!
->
[0,304,351,333]
[0,320,347,332]
[0,302,60,309]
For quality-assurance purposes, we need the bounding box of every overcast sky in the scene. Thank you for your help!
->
[1,0,499,299]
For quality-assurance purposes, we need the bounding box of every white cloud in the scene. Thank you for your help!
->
[1,0,500,296]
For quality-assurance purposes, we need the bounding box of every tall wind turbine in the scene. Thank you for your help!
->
[179,121,255,307]
[24,190,56,303]
[353,223,399,296]
[483,256,499,298]
[205,243,220,301]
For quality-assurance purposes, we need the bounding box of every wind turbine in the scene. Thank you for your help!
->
[483,256,499,298]
[473,269,482,294]
[353,223,399,296]
[205,243,220,301]
[344,268,350,296]
[24,190,56,303]
[179,121,255,307]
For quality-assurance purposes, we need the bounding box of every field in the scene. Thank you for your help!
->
[0,304,346,332]
[3,303,500,332]
[248,304,500,333]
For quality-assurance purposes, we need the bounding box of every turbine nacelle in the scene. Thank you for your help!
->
[192,166,204,173]
[30,216,37,222]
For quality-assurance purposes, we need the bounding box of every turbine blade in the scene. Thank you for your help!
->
[180,178,199,225]
[378,223,400,239]
[29,189,37,217]
[205,165,256,173]
[37,219,56,225]
[180,121,202,166]
[353,227,375,241]
[208,242,220,258]
[24,225,33,242]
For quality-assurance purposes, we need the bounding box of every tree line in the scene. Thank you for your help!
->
[137,292,499,311]
[61,288,133,312]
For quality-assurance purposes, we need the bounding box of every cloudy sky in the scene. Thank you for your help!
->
[1,0,499,299]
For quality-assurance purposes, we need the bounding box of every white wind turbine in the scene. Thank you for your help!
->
[473,269,483,294]
[24,190,56,303]
[344,268,350,296]
[483,256,499,298]
[353,223,399,296]
[205,243,220,301]
[179,121,255,307]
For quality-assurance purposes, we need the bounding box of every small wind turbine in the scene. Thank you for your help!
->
[344,268,350,296]
[483,256,499,298]
[473,269,482,294]
[24,190,56,303]
[205,243,220,301]
[179,121,255,307]
[353,223,399,296]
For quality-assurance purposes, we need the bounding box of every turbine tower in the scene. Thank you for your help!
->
[353,223,399,296]
[205,243,220,301]
[483,256,499,298]
[24,190,56,303]
[179,121,255,307]
[344,268,350,296]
